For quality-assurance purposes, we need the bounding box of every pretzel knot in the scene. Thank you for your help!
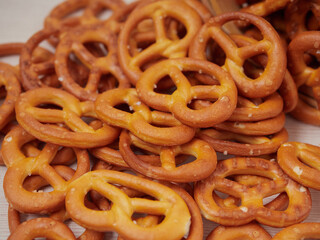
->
[95,88,195,146]
[119,130,217,182]
[2,125,90,214]
[8,218,76,240]
[16,87,119,148]
[136,58,237,128]
[207,223,271,240]
[273,222,320,239]
[194,157,311,227]
[65,170,191,240]
[189,12,286,98]
[55,23,130,101]
[118,0,202,85]
[278,142,320,190]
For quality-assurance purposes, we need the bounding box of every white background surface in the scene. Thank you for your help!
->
[0,0,320,239]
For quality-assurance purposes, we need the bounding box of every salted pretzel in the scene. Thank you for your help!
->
[119,130,217,182]
[118,0,202,85]
[278,141,320,190]
[214,112,286,136]
[8,218,76,240]
[16,87,119,148]
[55,23,130,101]
[95,88,195,146]
[194,157,311,227]
[136,58,237,128]
[206,223,271,240]
[210,172,289,213]
[228,33,298,113]
[273,222,320,239]
[197,128,288,156]
[189,12,286,98]
[288,31,320,109]
[2,125,90,213]
[285,0,320,40]
[65,169,191,240]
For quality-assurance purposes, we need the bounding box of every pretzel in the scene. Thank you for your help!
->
[206,223,272,240]
[278,141,320,190]
[136,58,237,128]
[19,29,90,91]
[118,0,202,85]
[285,0,320,40]
[228,33,298,113]
[273,222,320,239]
[189,12,286,98]
[197,128,288,156]
[95,88,195,146]
[2,125,90,213]
[65,169,191,240]
[8,218,76,240]
[194,157,312,227]
[214,112,286,136]
[287,31,320,108]
[16,87,119,148]
[55,23,129,101]
[119,129,217,182]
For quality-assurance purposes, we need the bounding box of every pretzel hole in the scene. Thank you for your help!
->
[263,193,288,211]
[83,42,108,57]
[206,39,226,67]
[304,51,320,70]
[175,154,197,167]
[114,103,134,114]
[153,76,176,94]
[0,85,7,99]
[243,57,265,79]
[98,73,119,92]
[60,7,85,23]
[36,103,63,111]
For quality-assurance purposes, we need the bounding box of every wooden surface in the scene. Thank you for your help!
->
[0,0,320,239]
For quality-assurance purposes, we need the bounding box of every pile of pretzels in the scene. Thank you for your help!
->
[0,0,320,239]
